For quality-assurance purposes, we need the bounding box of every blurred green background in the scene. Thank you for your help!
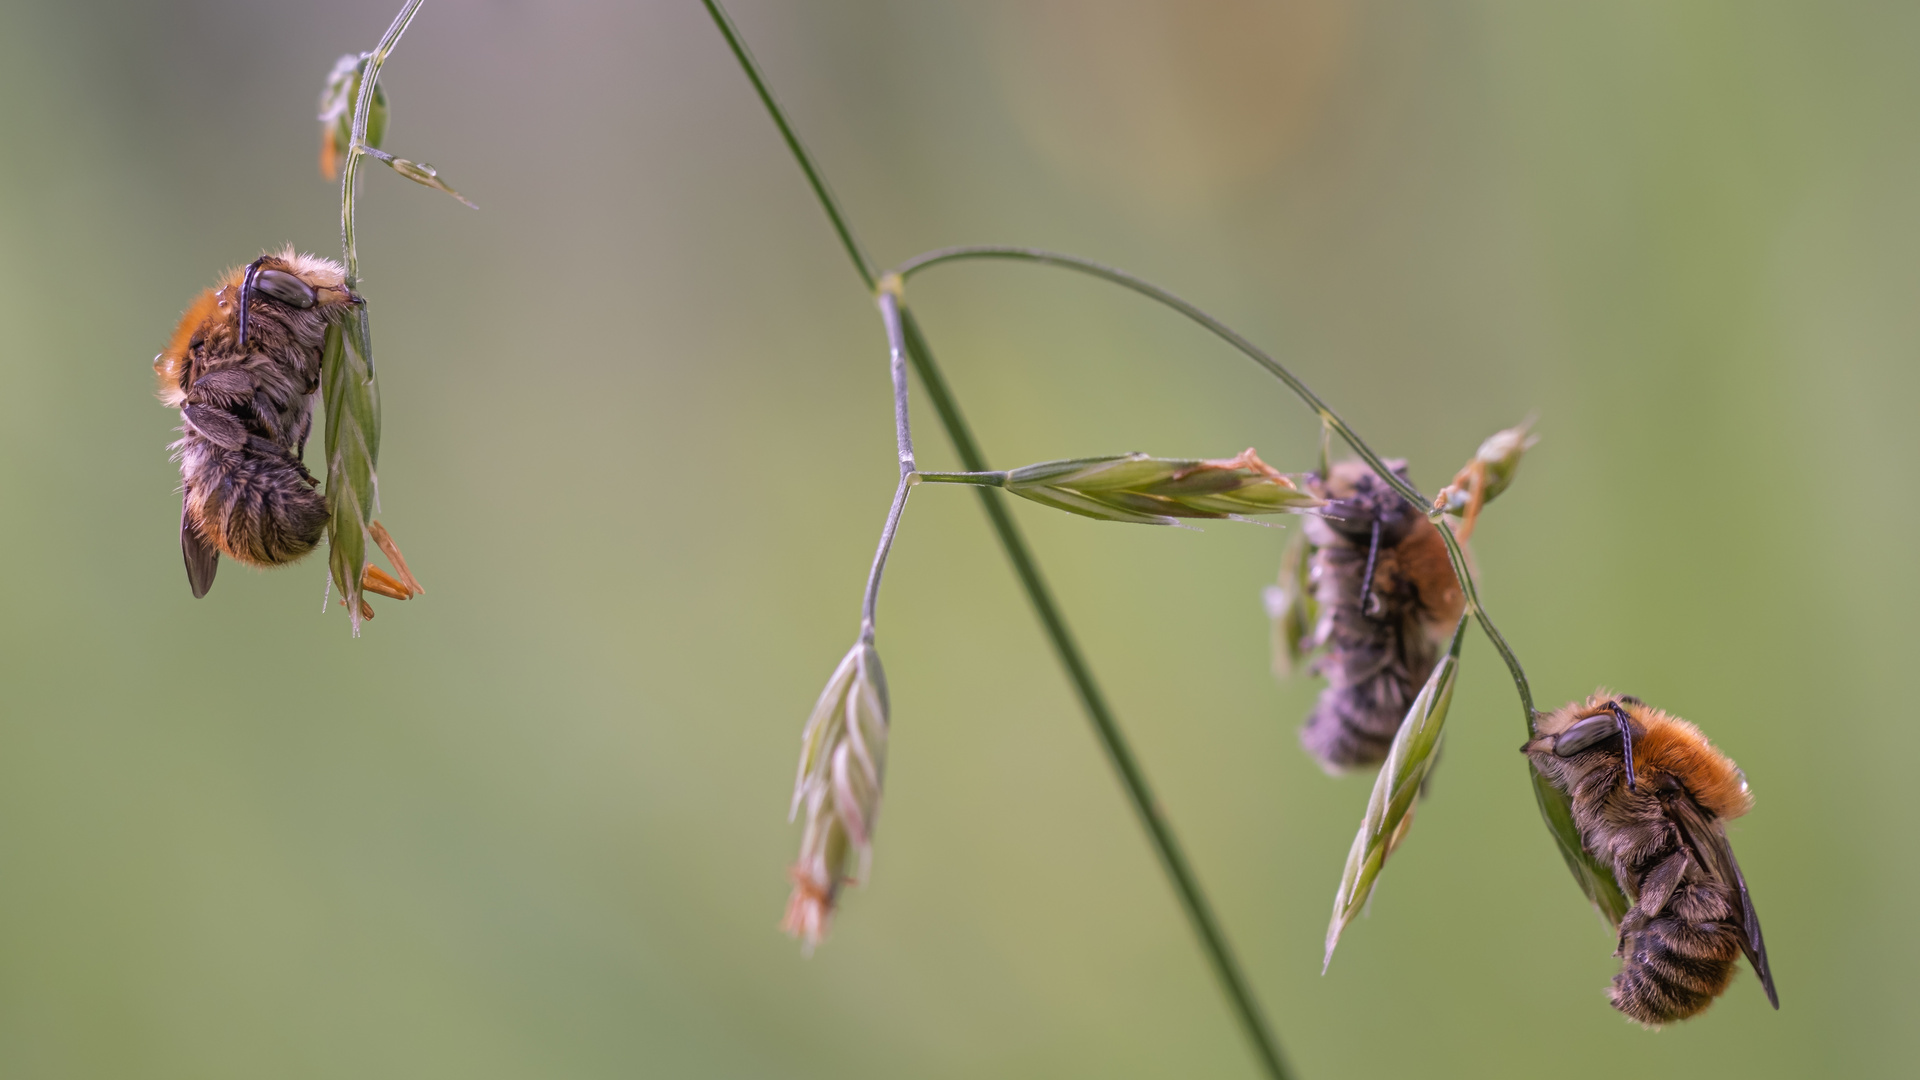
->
[0,0,1912,1076]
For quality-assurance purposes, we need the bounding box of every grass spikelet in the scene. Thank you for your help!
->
[321,315,380,635]
[1324,619,1466,971]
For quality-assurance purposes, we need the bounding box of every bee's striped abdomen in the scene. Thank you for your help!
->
[1611,883,1743,1025]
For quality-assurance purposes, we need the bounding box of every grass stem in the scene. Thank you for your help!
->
[699,5,1292,1077]
[340,0,425,290]
[860,291,918,639]
[914,470,1007,487]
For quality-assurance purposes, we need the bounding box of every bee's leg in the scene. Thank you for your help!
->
[249,389,281,441]
[243,435,319,487]
[368,521,424,595]
[182,405,251,452]
[186,370,254,408]
[1616,849,1690,955]
[288,407,315,469]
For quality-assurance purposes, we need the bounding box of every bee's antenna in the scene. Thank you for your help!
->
[1358,518,1382,619]
[236,257,267,348]
[1608,701,1639,791]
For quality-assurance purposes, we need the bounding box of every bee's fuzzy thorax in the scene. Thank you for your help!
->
[1628,703,1753,823]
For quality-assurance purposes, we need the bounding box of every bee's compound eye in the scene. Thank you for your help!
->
[1553,714,1619,757]
[254,269,316,308]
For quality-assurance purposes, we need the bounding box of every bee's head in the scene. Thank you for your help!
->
[1312,458,1418,540]
[154,249,353,405]
[1523,690,1644,785]
[234,249,350,346]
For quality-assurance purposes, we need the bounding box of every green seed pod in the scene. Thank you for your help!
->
[1003,449,1325,526]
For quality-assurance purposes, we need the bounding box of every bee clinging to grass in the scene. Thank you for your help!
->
[1290,459,1465,771]
[155,247,421,614]
[1525,691,1778,1026]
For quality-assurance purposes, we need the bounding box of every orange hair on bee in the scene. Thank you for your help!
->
[154,288,221,406]
[1624,700,1753,822]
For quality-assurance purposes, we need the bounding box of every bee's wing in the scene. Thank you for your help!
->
[1671,795,1779,1009]
[181,500,218,598]
[1726,846,1778,1009]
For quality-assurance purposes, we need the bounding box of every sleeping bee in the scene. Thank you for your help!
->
[1525,691,1778,1026]
[155,247,419,610]
[1292,459,1465,771]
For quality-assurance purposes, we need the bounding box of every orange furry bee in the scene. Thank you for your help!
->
[1293,459,1465,771]
[1525,692,1778,1026]
[153,245,433,615]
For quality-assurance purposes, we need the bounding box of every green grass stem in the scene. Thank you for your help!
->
[699,4,1293,1077]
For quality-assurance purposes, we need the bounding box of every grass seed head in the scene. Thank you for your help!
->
[784,641,890,951]
[1004,449,1324,526]
[1433,419,1538,539]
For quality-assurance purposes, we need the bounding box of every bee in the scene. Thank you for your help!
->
[155,249,351,597]
[155,248,420,612]
[1524,691,1778,1026]
[1293,459,1465,771]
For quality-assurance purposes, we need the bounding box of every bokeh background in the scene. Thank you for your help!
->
[1,1,1913,1076]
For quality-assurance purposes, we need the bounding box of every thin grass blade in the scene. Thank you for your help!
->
[1324,619,1466,971]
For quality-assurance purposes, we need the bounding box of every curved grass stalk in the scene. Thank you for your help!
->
[340,0,426,291]
[700,4,1292,1077]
